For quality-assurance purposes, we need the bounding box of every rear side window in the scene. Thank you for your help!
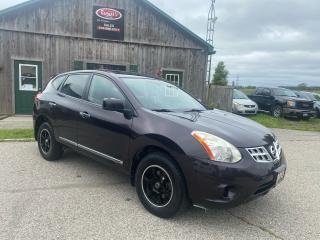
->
[60,74,90,99]
[262,89,271,96]
[87,75,125,105]
[52,75,66,90]
[256,88,263,95]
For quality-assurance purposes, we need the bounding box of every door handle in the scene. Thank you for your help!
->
[80,112,91,119]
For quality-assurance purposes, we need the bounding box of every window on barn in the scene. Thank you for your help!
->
[166,74,180,86]
[87,62,126,71]
[162,70,183,88]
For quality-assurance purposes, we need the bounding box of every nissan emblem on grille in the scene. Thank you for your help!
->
[270,141,281,161]
[246,140,281,163]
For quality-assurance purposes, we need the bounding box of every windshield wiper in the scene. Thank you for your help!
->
[184,109,205,113]
[152,109,173,112]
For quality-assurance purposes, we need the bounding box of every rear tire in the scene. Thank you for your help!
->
[316,108,320,118]
[135,152,188,218]
[271,105,283,118]
[37,122,63,161]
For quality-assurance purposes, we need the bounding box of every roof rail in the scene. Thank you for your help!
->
[105,70,163,80]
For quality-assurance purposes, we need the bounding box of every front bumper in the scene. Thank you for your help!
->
[283,108,315,118]
[233,107,258,115]
[187,149,287,209]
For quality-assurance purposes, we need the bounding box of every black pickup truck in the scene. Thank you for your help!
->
[248,87,315,119]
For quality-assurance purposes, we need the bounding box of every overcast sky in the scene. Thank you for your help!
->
[1,0,320,86]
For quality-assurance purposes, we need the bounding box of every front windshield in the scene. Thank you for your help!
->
[273,89,297,97]
[233,89,249,99]
[121,77,206,111]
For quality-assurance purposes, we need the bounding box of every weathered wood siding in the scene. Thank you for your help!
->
[0,0,208,114]
[0,30,207,114]
[0,0,204,50]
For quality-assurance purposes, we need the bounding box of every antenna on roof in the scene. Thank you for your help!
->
[206,0,218,85]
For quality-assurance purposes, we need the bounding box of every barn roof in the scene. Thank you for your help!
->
[0,0,215,54]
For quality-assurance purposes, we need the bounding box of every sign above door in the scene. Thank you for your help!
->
[92,6,125,41]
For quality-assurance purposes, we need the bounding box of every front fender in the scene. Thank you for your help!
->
[128,134,187,167]
[274,97,287,107]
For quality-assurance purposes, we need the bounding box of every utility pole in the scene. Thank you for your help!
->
[206,0,217,85]
[236,74,239,87]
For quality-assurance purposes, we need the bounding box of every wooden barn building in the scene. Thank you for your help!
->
[0,0,214,114]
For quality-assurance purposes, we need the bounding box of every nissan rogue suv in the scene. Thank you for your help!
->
[33,71,287,218]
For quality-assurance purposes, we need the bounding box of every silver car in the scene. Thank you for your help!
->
[232,89,258,115]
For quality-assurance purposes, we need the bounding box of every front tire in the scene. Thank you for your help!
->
[271,105,283,118]
[135,152,187,218]
[37,122,63,161]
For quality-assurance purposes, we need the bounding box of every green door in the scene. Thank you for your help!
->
[14,60,42,115]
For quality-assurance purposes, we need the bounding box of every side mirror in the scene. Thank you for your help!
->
[102,98,133,119]
[103,98,125,112]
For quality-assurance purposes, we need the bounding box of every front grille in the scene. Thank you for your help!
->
[245,110,256,114]
[244,105,256,108]
[296,101,313,110]
[246,147,273,162]
[246,141,282,163]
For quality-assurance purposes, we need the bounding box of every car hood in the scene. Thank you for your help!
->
[233,99,257,105]
[162,110,275,148]
[277,96,313,103]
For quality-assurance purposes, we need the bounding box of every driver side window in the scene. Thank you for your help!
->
[87,75,125,105]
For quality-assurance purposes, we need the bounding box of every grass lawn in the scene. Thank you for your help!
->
[237,88,256,95]
[249,113,320,132]
[0,129,34,140]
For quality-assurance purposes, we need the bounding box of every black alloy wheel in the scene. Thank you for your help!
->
[37,122,63,161]
[135,152,188,218]
[141,165,173,208]
[40,129,51,154]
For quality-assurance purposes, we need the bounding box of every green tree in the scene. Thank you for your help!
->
[297,83,307,90]
[212,61,229,86]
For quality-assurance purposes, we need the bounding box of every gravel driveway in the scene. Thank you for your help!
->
[0,129,319,240]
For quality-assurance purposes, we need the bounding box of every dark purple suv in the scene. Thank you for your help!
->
[33,71,287,218]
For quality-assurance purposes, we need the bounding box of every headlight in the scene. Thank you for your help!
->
[234,102,243,109]
[191,131,242,163]
[287,100,296,108]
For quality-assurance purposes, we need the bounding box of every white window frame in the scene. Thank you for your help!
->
[19,64,38,92]
[165,73,180,87]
